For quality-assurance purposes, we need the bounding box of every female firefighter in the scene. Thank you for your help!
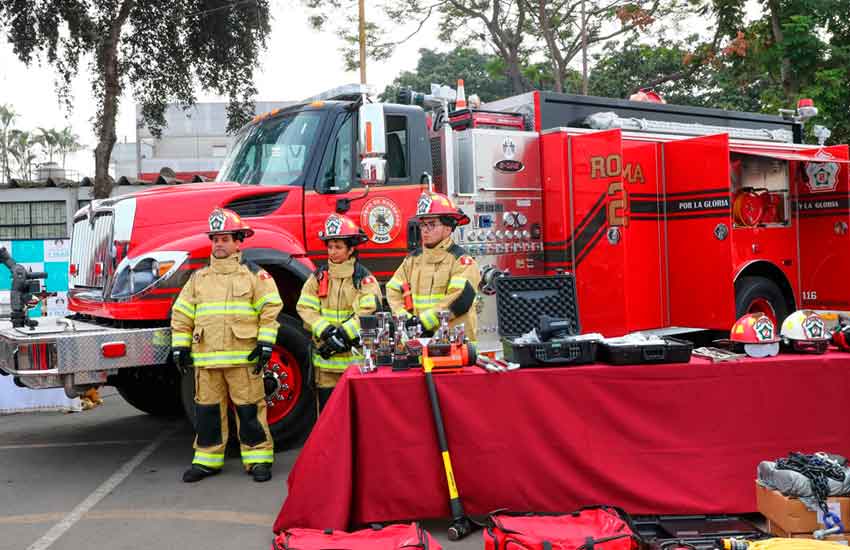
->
[296,214,382,411]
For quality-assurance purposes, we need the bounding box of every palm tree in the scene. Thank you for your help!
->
[0,104,16,183]
[57,127,83,170]
[9,130,38,181]
[36,127,62,165]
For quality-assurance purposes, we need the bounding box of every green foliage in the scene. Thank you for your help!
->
[381,47,513,103]
[0,0,271,196]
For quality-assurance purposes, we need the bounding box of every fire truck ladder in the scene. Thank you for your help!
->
[586,112,794,143]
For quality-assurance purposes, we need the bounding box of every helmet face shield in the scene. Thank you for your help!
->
[743,342,780,358]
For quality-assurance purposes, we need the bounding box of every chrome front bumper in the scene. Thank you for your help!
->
[0,317,171,389]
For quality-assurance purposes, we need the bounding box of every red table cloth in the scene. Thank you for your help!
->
[274,352,850,532]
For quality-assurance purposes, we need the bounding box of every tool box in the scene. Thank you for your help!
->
[496,274,597,367]
[598,336,693,365]
[632,514,767,550]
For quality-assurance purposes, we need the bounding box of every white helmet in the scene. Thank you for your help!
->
[781,310,830,354]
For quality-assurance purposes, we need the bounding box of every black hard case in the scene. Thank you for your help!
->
[496,275,597,366]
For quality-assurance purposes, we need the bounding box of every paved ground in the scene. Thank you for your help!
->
[0,389,479,550]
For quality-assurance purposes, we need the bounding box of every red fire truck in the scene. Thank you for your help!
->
[1,84,847,448]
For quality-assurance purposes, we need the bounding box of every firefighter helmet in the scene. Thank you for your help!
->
[318,214,368,245]
[413,191,470,227]
[207,208,254,240]
[730,313,780,357]
[781,310,830,354]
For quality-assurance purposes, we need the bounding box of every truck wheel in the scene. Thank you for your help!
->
[179,313,316,452]
[114,366,183,417]
[264,313,316,450]
[735,276,790,326]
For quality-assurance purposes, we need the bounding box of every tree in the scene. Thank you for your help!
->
[381,47,513,103]
[0,0,271,198]
[36,127,62,165]
[306,0,535,94]
[523,0,686,94]
[57,127,84,171]
[8,130,37,181]
[588,37,714,105]
[391,0,534,94]
[0,104,14,183]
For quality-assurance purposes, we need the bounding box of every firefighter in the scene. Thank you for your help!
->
[171,208,283,483]
[387,191,480,340]
[296,214,382,411]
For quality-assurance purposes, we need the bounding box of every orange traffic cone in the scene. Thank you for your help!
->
[456,79,467,110]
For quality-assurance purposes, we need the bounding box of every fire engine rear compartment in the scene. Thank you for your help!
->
[534,124,850,336]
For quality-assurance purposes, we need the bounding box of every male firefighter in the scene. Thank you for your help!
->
[296,214,382,411]
[387,191,480,340]
[171,208,283,483]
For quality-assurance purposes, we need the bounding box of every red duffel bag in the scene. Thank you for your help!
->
[272,522,442,550]
[484,506,643,550]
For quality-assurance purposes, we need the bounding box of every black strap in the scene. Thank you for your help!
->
[315,262,371,290]
[447,243,467,258]
[241,258,261,273]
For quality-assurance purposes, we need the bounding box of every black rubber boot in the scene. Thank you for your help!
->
[182,464,220,483]
[250,463,272,483]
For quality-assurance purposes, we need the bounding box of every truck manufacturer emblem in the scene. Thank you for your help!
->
[714,223,728,240]
[502,137,517,159]
[494,159,524,174]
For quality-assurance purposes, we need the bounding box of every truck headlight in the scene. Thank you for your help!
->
[111,251,188,298]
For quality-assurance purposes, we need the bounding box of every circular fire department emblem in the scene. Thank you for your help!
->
[805,161,839,193]
[361,197,402,244]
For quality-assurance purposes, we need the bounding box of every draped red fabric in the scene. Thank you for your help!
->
[274,352,850,533]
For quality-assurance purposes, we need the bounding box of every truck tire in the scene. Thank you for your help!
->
[735,275,790,326]
[180,313,316,452]
[114,366,183,417]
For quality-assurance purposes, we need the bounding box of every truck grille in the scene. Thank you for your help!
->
[70,211,114,289]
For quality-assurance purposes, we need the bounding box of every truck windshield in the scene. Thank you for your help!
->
[216,110,324,186]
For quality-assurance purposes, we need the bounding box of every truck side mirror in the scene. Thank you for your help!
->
[358,103,387,185]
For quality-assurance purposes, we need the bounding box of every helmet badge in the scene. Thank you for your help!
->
[417,194,433,216]
[325,215,342,237]
[802,315,825,339]
[753,316,775,341]
[209,209,226,232]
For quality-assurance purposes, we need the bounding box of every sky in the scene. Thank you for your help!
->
[0,0,762,179]
[0,0,438,177]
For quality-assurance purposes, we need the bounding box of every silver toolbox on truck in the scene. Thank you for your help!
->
[0,318,171,393]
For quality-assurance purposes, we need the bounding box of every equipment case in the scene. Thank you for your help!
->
[598,337,693,365]
[272,522,441,550]
[633,514,767,550]
[484,506,643,550]
[496,275,597,367]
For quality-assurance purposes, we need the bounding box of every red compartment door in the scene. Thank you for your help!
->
[663,134,735,329]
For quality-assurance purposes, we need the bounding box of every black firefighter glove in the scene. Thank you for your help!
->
[247,343,274,375]
[318,326,350,359]
[172,347,193,375]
